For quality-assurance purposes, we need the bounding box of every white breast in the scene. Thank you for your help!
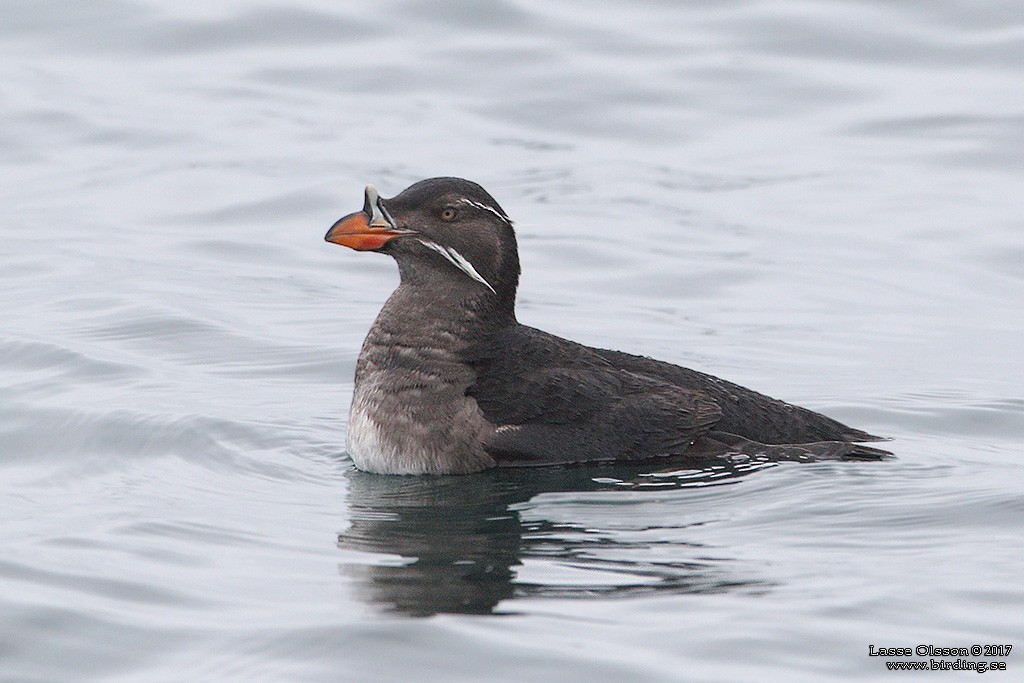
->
[346,393,427,475]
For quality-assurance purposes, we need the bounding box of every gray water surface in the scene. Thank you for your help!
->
[2,1,1023,681]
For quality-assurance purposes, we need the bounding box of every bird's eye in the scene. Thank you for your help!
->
[440,207,458,222]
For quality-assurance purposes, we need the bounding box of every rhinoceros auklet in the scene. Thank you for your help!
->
[325,178,890,474]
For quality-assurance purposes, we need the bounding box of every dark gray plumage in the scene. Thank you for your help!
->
[325,177,891,474]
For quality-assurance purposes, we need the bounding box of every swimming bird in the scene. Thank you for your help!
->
[325,177,891,474]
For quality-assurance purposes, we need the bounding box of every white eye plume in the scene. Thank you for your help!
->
[418,239,497,294]
[458,198,511,225]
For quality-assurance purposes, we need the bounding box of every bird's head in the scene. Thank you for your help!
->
[326,177,521,313]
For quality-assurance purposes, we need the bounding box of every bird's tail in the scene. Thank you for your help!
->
[694,431,894,462]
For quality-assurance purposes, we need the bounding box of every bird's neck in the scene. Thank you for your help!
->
[393,252,519,323]
[369,282,514,353]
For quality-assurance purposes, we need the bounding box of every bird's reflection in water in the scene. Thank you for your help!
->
[338,454,781,616]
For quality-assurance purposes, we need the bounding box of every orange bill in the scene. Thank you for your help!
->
[325,211,406,251]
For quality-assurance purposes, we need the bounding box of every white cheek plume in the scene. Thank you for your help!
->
[418,239,497,294]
